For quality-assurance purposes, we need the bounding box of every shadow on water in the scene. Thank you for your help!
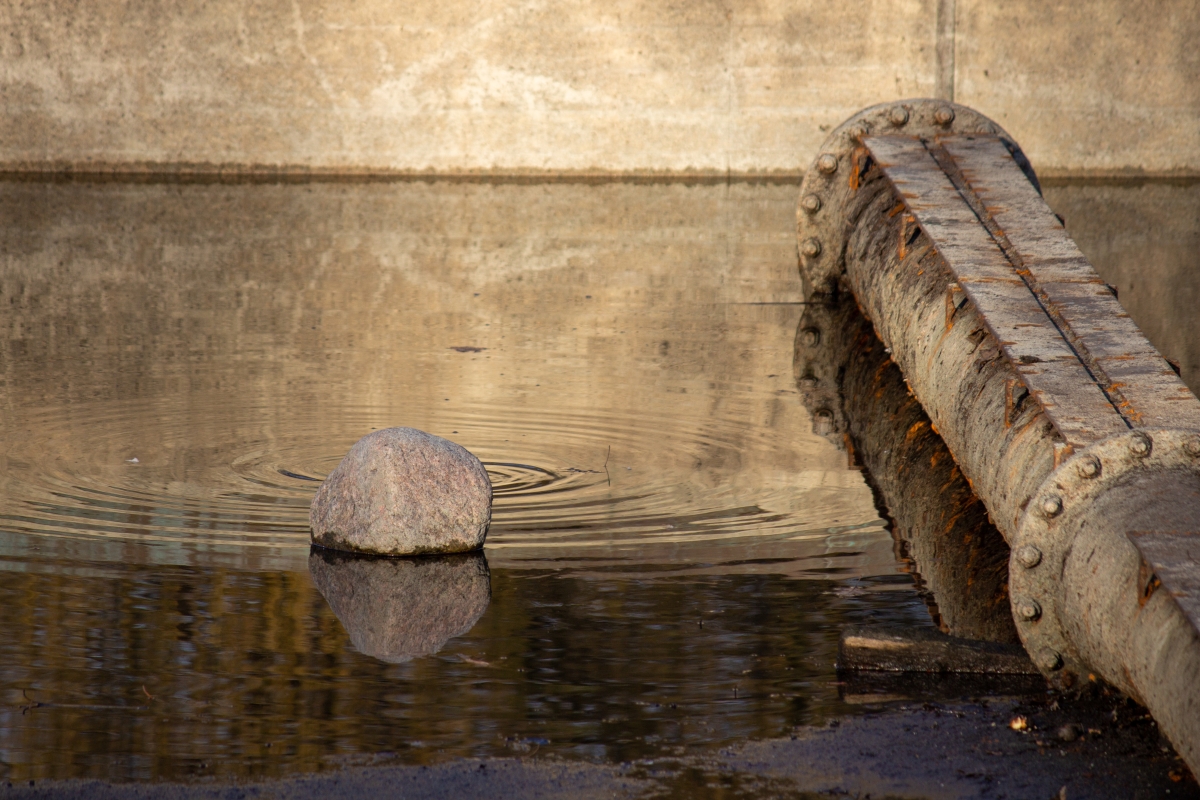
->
[309,548,491,664]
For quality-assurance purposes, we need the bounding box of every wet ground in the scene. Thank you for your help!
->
[1,177,1198,797]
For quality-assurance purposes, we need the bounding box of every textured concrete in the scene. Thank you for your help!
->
[5,0,1184,174]
[956,1,1200,176]
[0,0,941,174]
[3,698,1195,798]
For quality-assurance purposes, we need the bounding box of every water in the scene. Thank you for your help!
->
[1,176,1195,785]
[0,179,912,782]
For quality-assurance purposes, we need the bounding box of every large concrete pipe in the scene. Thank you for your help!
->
[796,100,1200,773]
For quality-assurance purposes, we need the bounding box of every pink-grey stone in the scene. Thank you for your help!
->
[310,427,492,555]
[309,548,490,663]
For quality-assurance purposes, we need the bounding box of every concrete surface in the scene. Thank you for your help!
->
[3,694,1195,799]
[3,1,1198,174]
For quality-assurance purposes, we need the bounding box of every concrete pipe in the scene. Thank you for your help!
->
[796,99,1200,773]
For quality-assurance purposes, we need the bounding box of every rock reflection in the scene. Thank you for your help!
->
[309,547,490,663]
[795,295,1018,644]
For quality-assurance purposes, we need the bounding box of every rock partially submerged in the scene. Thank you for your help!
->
[310,427,492,555]
[309,548,491,663]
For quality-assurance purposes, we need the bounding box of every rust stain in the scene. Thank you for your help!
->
[849,145,870,191]
[905,420,929,443]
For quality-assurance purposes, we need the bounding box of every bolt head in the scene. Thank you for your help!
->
[800,193,822,214]
[1015,544,1043,569]
[1129,433,1152,457]
[801,328,821,347]
[1041,495,1063,517]
[816,153,839,174]
[1015,597,1042,621]
[888,106,909,126]
[934,106,955,126]
[800,237,822,258]
[1076,456,1101,479]
[1184,435,1200,458]
[1036,650,1064,672]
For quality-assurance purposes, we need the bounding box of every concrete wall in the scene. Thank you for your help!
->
[2,0,1197,174]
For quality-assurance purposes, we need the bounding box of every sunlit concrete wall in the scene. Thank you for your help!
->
[2,0,1197,174]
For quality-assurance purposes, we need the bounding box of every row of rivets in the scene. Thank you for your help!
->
[1015,430,1200,675]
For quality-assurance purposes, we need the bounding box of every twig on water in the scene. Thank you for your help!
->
[20,688,150,715]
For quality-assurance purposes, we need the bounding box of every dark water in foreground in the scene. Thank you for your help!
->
[0,178,1196,783]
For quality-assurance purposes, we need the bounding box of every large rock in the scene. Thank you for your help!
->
[310,427,492,555]
[309,548,491,663]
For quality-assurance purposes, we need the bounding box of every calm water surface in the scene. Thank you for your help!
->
[0,180,914,782]
[1,177,1195,783]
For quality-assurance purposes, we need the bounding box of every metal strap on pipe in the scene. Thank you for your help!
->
[863,134,1200,447]
[938,136,1200,431]
[863,134,1126,450]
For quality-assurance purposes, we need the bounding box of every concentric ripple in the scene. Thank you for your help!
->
[0,389,887,574]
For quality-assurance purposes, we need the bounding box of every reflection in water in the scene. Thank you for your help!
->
[0,180,888,574]
[0,178,1192,784]
[0,179,906,782]
[795,295,1018,644]
[309,548,491,663]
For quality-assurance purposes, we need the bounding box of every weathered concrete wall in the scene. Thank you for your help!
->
[957,1,1200,175]
[1,0,1197,173]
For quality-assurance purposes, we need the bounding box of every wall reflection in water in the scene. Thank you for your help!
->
[0,179,888,573]
[0,179,909,783]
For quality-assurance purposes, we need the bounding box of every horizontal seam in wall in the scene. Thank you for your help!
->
[0,164,806,186]
[2,165,1200,187]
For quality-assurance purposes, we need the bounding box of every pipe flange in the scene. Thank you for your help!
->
[1009,428,1200,685]
[796,99,1034,299]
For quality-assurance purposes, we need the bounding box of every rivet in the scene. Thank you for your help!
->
[817,154,839,174]
[1184,435,1200,458]
[1015,597,1042,622]
[800,238,822,258]
[801,328,821,347]
[1129,432,1152,457]
[800,194,823,214]
[888,106,909,126]
[1015,545,1042,569]
[1041,495,1063,518]
[1036,650,1064,672]
[1076,456,1101,479]
[934,106,955,126]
